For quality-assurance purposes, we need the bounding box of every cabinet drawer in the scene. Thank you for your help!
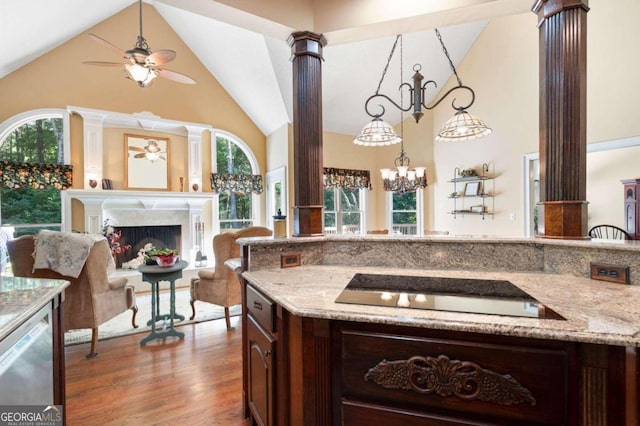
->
[337,326,574,425]
[247,285,275,332]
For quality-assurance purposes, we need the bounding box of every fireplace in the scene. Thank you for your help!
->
[113,225,182,268]
[61,189,213,267]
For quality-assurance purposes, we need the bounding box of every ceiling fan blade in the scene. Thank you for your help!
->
[128,146,146,152]
[146,50,176,67]
[83,61,125,67]
[134,153,147,158]
[88,33,129,60]
[156,68,196,84]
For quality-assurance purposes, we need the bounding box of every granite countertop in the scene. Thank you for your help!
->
[243,265,640,347]
[237,234,640,251]
[224,257,242,273]
[0,276,69,340]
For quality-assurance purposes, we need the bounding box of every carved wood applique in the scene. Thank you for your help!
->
[364,354,536,406]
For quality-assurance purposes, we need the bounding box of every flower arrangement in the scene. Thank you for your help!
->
[102,219,131,258]
[121,243,155,270]
[147,247,179,267]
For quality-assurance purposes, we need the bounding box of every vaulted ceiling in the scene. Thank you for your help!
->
[0,0,531,136]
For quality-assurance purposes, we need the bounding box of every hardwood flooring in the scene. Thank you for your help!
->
[65,316,251,426]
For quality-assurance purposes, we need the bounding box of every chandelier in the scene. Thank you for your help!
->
[375,34,428,193]
[380,142,427,193]
[353,29,491,145]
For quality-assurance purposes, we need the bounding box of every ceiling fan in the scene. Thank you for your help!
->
[129,139,166,162]
[83,0,196,88]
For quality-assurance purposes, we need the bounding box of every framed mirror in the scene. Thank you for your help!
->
[124,134,170,190]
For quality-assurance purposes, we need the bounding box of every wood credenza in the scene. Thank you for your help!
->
[242,282,638,425]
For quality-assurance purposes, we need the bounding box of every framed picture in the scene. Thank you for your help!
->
[464,181,480,196]
[124,134,170,190]
[470,205,486,213]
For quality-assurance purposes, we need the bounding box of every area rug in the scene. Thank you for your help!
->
[64,289,241,346]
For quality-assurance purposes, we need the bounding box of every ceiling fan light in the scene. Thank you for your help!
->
[145,151,160,162]
[353,117,402,146]
[436,110,492,142]
[125,63,157,87]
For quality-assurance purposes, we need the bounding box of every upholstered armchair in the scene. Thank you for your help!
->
[190,226,272,330]
[7,234,138,358]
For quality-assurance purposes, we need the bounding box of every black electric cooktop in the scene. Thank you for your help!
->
[335,273,565,320]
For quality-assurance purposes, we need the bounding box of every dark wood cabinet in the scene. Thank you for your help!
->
[245,285,277,426]
[247,315,274,426]
[240,297,637,425]
[333,322,577,425]
[621,178,640,239]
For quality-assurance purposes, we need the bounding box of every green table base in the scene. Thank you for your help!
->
[138,260,189,346]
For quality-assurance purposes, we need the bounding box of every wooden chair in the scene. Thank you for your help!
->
[190,226,272,330]
[7,234,138,358]
[588,225,632,240]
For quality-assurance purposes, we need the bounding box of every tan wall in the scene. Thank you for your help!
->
[431,12,539,236]
[0,3,265,195]
[587,0,640,143]
[424,0,639,236]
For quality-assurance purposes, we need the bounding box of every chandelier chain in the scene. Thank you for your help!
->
[375,35,401,95]
[435,28,463,87]
[398,34,408,167]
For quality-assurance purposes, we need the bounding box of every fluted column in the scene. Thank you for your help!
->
[533,0,590,239]
[288,31,327,236]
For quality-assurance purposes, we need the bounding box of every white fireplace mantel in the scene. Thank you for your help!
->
[64,189,212,212]
[61,190,213,257]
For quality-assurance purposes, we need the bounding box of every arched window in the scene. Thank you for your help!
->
[0,109,70,240]
[211,131,261,233]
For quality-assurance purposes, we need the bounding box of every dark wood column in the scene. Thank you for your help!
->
[533,0,590,239]
[288,31,326,237]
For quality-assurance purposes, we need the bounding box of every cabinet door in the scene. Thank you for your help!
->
[247,314,275,426]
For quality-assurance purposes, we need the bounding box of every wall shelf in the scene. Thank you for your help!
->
[450,163,495,219]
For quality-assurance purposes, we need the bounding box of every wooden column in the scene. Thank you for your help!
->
[288,31,326,237]
[533,0,590,239]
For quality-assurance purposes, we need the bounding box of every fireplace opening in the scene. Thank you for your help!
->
[114,225,182,268]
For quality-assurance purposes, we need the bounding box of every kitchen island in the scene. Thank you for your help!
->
[238,236,640,425]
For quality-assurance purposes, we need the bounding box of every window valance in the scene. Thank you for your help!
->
[0,161,73,190]
[323,167,371,190]
[211,173,263,194]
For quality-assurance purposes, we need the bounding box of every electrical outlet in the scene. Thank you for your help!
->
[281,252,301,268]
[590,262,630,284]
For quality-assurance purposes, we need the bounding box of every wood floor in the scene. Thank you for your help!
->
[65,316,251,426]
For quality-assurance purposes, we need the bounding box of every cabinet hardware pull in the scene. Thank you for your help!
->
[265,350,271,357]
[253,301,263,310]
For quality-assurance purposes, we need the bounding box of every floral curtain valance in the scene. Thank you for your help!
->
[323,167,371,190]
[0,161,73,190]
[211,173,263,194]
